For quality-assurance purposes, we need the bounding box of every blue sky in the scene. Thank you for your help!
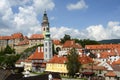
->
[0,0,120,40]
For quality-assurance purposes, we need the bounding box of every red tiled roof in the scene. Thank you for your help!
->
[112,59,120,65]
[29,34,44,39]
[0,36,12,40]
[11,32,23,39]
[63,40,82,49]
[53,40,61,45]
[100,49,117,59]
[24,59,32,63]
[28,47,44,60]
[16,60,25,64]
[100,51,108,58]
[105,71,116,77]
[48,55,67,64]
[79,54,93,64]
[17,36,29,46]
[85,44,120,50]
[84,66,106,70]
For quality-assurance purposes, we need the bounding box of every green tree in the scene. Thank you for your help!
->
[4,45,15,54]
[3,54,20,68]
[66,48,81,77]
[0,45,20,68]
[60,34,71,43]
[74,39,100,47]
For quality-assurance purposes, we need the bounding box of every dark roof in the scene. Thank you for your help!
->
[5,72,61,80]
[111,65,120,71]
[6,73,23,80]
[19,72,61,80]
[0,69,12,80]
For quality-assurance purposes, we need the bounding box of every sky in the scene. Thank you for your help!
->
[0,0,120,41]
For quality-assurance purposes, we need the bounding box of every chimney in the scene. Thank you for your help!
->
[41,47,43,52]
[38,47,40,53]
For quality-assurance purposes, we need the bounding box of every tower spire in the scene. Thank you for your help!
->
[41,10,50,37]
[42,10,48,23]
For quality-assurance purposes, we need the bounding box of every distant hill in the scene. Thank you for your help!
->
[99,39,120,44]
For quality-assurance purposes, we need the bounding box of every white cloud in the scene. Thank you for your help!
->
[67,0,88,10]
[0,0,120,41]
[50,26,86,39]
[33,0,55,14]
[0,0,55,36]
[50,21,120,41]
[86,25,109,40]
[107,21,120,39]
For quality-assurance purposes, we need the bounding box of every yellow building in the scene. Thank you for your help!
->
[45,55,68,74]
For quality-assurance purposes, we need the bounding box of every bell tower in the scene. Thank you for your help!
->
[41,11,53,61]
[41,11,49,38]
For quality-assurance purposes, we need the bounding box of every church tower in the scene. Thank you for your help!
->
[41,11,49,38]
[42,11,53,61]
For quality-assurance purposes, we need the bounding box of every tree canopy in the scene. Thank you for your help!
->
[60,34,100,47]
[60,34,71,43]
[74,38,100,47]
[0,45,20,68]
[66,48,81,77]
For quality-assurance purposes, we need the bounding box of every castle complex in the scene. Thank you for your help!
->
[0,11,52,54]
[1,11,120,80]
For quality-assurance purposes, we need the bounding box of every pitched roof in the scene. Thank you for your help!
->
[29,34,44,40]
[0,69,12,80]
[111,65,120,71]
[53,40,61,45]
[16,36,29,46]
[84,66,106,70]
[11,32,23,39]
[0,33,24,40]
[63,40,82,49]
[28,47,44,60]
[79,54,93,64]
[100,51,109,58]
[112,59,120,65]
[0,36,12,40]
[105,71,116,77]
[48,55,67,64]
[85,44,120,50]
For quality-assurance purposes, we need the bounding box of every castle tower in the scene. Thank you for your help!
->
[41,11,49,38]
[42,11,53,61]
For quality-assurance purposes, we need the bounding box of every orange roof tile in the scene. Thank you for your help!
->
[16,37,29,46]
[48,55,67,64]
[85,44,120,50]
[0,36,12,40]
[29,34,44,39]
[16,60,25,64]
[11,32,23,39]
[63,40,82,49]
[53,40,61,45]
[79,54,93,64]
[100,51,109,58]
[112,59,120,65]
[28,47,44,60]
[84,66,106,70]
[24,59,32,63]
[105,71,116,77]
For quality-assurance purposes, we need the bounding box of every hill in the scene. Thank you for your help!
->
[99,39,120,44]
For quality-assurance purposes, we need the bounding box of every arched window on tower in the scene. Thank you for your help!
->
[47,27,49,31]
[43,27,45,31]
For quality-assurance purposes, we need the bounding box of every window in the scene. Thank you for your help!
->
[43,28,45,31]
[45,42,47,46]
[49,42,51,46]
[49,48,51,52]
[45,48,47,52]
